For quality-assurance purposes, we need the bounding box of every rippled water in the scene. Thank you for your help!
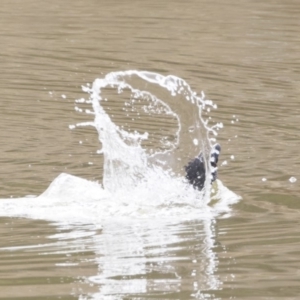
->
[0,0,300,299]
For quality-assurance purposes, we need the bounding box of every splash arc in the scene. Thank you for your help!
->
[78,70,220,200]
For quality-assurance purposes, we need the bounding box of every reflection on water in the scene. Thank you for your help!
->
[0,177,230,299]
[0,211,224,299]
[89,218,219,299]
[0,216,222,299]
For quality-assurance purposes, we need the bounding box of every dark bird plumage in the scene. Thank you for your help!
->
[185,144,221,190]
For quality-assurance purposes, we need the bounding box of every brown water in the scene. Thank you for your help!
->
[0,0,300,299]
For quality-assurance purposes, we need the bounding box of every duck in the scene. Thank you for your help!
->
[185,144,221,190]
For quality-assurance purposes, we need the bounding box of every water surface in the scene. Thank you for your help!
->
[0,0,300,299]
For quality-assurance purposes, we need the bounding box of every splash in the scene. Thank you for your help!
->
[73,70,223,201]
[0,70,240,223]
[0,70,241,299]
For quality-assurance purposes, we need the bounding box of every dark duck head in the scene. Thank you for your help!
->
[185,143,221,191]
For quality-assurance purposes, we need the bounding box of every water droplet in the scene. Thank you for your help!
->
[221,160,228,166]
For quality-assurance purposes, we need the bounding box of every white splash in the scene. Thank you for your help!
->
[75,70,221,200]
[0,70,241,299]
[0,70,241,226]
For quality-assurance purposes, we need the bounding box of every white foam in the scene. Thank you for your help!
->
[0,173,239,227]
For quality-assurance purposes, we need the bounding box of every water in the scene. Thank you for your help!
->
[0,0,300,299]
[0,69,239,299]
